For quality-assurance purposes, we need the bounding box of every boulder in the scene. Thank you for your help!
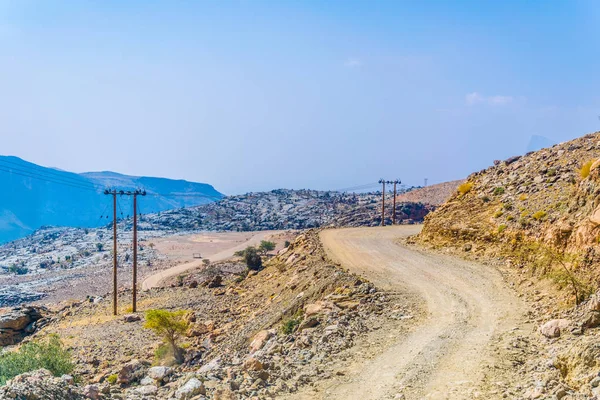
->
[117,359,148,385]
[249,330,274,353]
[123,314,141,323]
[304,301,338,317]
[243,357,264,371]
[147,366,172,382]
[175,377,206,399]
[0,306,44,346]
[539,319,571,338]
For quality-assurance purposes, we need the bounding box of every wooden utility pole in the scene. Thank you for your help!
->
[379,179,385,226]
[132,193,138,312]
[390,179,401,225]
[104,189,119,316]
[132,189,146,313]
[104,189,146,315]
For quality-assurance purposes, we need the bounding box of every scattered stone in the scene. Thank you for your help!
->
[123,314,141,323]
[175,377,206,399]
[539,319,571,338]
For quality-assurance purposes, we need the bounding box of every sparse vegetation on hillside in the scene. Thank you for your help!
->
[419,131,600,303]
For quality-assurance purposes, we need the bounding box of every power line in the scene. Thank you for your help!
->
[0,166,100,192]
[0,158,102,189]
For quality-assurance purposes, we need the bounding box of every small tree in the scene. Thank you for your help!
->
[258,240,276,256]
[144,309,189,364]
[96,243,104,252]
[243,246,262,270]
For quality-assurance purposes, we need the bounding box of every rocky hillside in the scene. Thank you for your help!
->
[395,180,462,206]
[136,189,433,232]
[0,230,415,399]
[419,131,600,303]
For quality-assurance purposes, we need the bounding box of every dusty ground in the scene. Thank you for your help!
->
[142,230,293,290]
[291,225,536,400]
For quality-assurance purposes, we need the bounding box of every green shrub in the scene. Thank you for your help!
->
[457,182,473,195]
[0,335,74,386]
[580,160,593,179]
[284,241,291,248]
[280,317,301,334]
[7,264,28,275]
[107,374,118,385]
[532,211,547,221]
[506,215,515,221]
[502,203,513,211]
[494,210,504,218]
[493,187,505,196]
[497,224,507,233]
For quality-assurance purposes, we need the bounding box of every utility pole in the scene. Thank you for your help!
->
[132,189,146,313]
[104,188,146,315]
[390,179,401,224]
[104,189,119,316]
[424,178,428,187]
[379,179,385,226]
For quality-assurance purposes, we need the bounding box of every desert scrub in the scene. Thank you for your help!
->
[107,374,118,385]
[532,211,547,221]
[457,182,473,195]
[506,215,515,221]
[494,210,504,218]
[497,224,507,234]
[493,187,505,196]
[518,193,528,201]
[580,160,593,179]
[502,203,513,211]
[0,335,74,386]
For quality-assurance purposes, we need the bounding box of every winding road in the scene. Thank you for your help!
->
[305,225,527,400]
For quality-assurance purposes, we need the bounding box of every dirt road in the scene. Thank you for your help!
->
[141,231,279,290]
[305,226,528,400]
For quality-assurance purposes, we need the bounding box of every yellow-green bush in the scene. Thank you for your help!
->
[580,160,594,179]
[532,211,547,221]
[457,182,473,195]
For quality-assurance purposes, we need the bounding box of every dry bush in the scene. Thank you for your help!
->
[457,182,473,195]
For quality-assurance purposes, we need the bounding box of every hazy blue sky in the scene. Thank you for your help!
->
[1,0,599,194]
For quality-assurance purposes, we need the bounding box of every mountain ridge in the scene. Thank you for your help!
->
[0,155,223,243]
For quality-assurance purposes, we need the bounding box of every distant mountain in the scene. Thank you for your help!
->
[0,156,223,243]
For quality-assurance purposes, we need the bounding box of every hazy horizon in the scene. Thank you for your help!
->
[2,1,599,194]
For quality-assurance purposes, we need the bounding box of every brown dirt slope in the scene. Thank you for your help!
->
[419,131,600,303]
[395,180,463,206]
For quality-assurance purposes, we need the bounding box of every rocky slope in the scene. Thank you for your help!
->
[139,188,433,232]
[419,131,600,304]
[6,230,414,399]
[395,180,462,206]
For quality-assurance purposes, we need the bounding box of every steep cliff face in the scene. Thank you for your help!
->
[418,132,600,301]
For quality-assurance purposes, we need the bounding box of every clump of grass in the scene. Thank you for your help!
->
[497,224,507,233]
[502,203,513,211]
[280,317,301,335]
[506,215,515,221]
[457,182,473,195]
[494,210,504,218]
[546,168,557,177]
[518,193,528,201]
[532,211,547,221]
[493,187,505,196]
[580,160,594,179]
[0,335,74,386]
[107,374,118,385]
